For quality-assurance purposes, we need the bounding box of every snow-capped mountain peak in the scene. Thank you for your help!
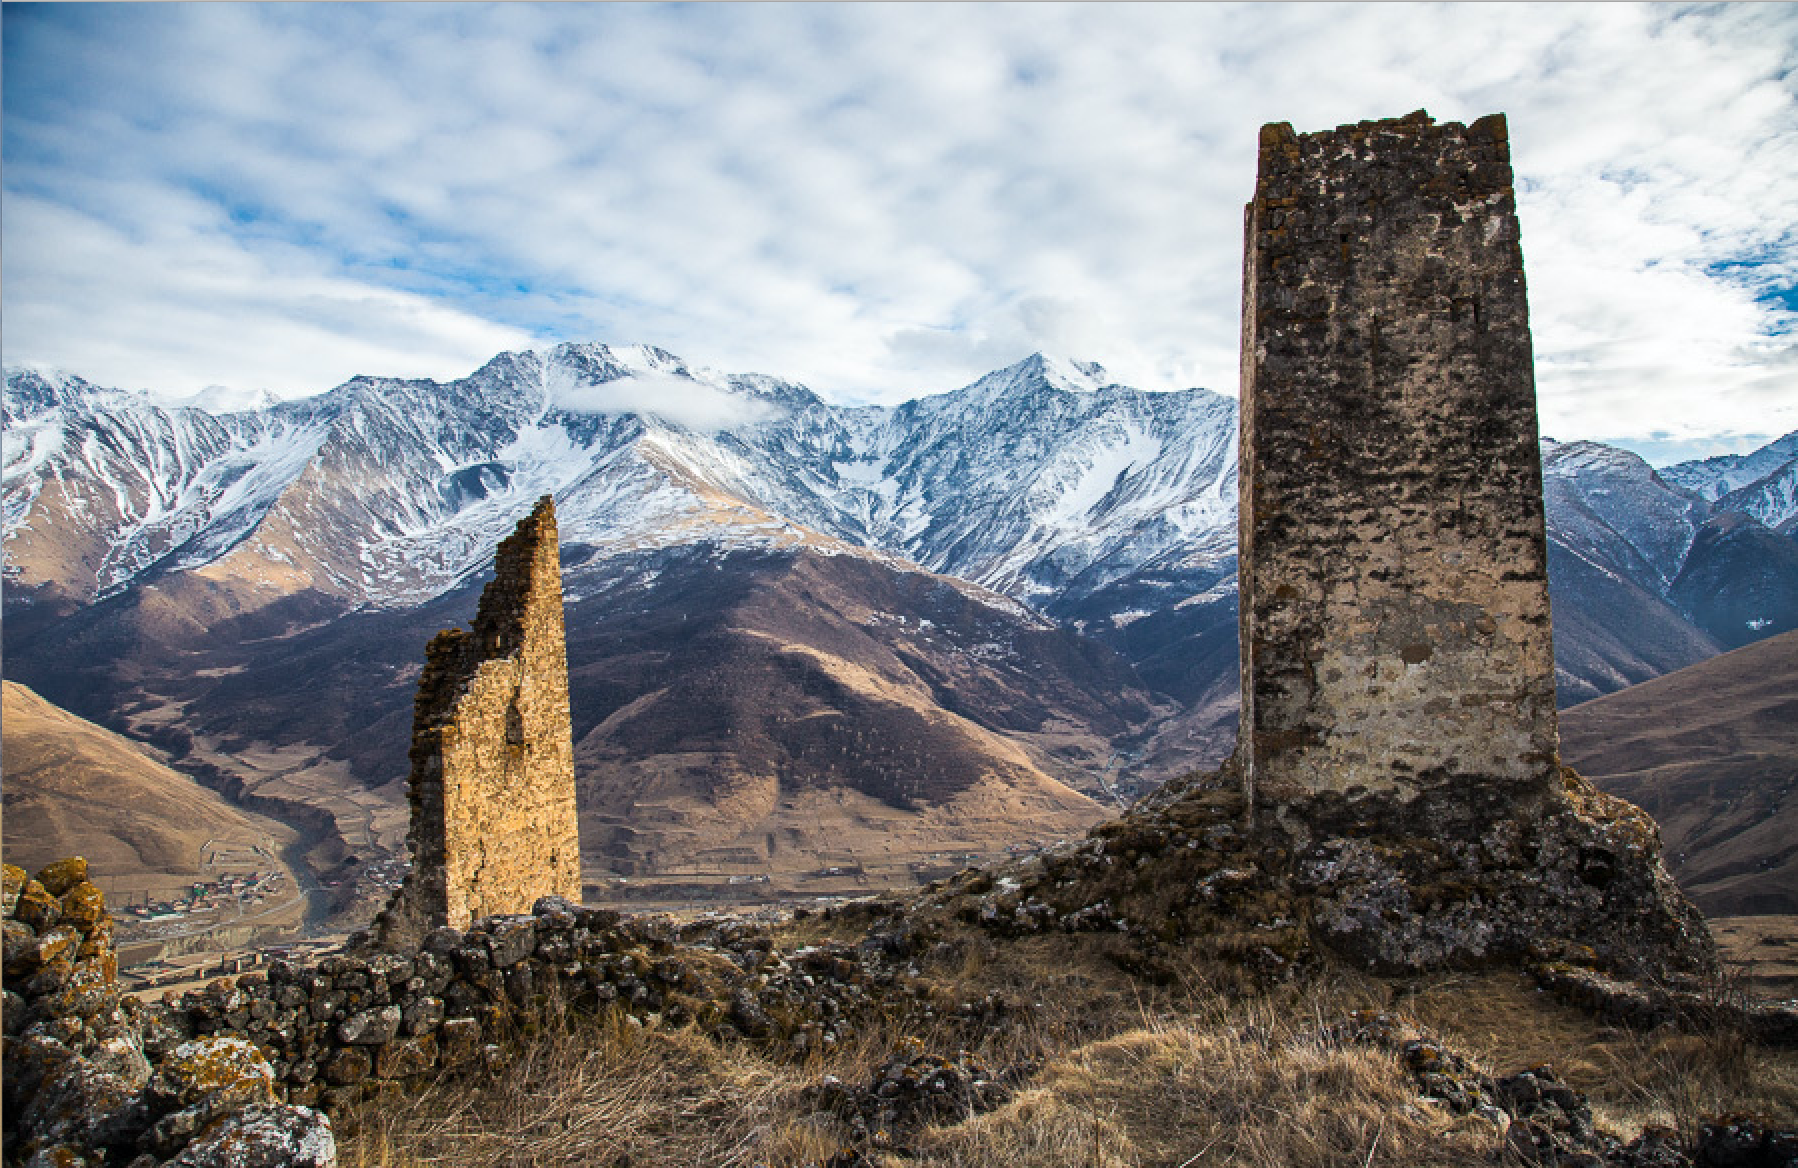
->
[1660,430,1798,533]
[169,384,286,414]
[2,346,1240,614]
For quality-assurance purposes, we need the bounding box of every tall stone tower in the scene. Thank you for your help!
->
[377,496,581,946]
[1057,110,1712,977]
[1236,111,1558,811]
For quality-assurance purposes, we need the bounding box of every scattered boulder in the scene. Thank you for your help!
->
[161,1103,336,1167]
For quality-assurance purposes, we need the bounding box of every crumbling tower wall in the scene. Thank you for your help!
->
[377,496,581,946]
[917,112,1712,979]
[1237,110,1558,811]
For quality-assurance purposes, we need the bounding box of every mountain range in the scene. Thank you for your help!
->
[6,345,1796,910]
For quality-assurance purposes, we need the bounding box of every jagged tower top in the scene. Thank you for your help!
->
[470,495,561,658]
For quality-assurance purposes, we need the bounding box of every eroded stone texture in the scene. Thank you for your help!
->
[1238,110,1557,809]
[377,497,580,946]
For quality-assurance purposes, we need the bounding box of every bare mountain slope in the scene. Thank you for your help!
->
[1560,628,1798,916]
[3,538,1155,910]
[0,680,299,901]
[571,546,1139,884]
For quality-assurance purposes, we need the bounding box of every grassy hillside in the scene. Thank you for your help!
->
[1560,629,1798,916]
[0,680,298,903]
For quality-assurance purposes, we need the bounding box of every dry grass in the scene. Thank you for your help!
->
[908,1008,1499,1168]
[340,927,1798,1168]
[1404,969,1798,1140]
[340,1011,835,1168]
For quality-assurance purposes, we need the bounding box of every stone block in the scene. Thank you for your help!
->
[59,882,107,928]
[15,880,62,931]
[146,1035,277,1114]
[402,995,444,1036]
[321,1047,371,1086]
[485,918,536,967]
[336,1005,401,1046]
[437,1016,481,1068]
[162,1103,337,1167]
[35,858,89,897]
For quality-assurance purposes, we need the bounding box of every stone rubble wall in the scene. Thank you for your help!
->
[1237,110,1558,809]
[5,856,942,1167]
[4,859,335,1168]
[377,496,581,946]
[146,896,928,1112]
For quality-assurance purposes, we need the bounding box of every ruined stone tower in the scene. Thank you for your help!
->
[911,113,1708,977]
[376,496,581,946]
[1237,111,1558,812]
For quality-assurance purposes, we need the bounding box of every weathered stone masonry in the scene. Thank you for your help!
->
[927,111,1719,978]
[377,497,581,946]
[1238,111,1557,811]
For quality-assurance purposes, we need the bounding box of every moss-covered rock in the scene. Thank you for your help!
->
[57,881,106,928]
[35,858,89,898]
[148,1036,278,1114]
[3,863,28,916]
[161,1103,337,1167]
[14,879,63,931]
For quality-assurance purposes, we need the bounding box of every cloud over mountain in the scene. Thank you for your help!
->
[3,4,1793,460]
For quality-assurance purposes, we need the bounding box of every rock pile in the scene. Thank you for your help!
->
[3,859,335,1167]
[801,1040,1030,1154]
[917,763,1724,985]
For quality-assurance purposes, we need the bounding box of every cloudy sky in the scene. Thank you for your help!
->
[3,3,1794,463]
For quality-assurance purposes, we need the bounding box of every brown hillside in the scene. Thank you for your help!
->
[5,539,1150,916]
[0,680,298,902]
[1560,628,1798,916]
[573,548,1123,889]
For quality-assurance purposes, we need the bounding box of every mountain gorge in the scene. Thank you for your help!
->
[6,345,1797,907]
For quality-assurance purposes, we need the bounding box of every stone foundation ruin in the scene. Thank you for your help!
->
[375,497,581,948]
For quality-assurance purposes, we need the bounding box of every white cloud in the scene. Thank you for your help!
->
[543,366,780,433]
[0,193,531,397]
[1,3,1792,451]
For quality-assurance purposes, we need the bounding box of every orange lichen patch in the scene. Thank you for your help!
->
[150,1036,278,1110]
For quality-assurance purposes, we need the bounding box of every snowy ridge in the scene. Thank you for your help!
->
[1540,440,1707,591]
[1711,455,1798,535]
[6,348,1792,654]
[1659,431,1798,502]
[2,347,1241,613]
[3,369,324,597]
